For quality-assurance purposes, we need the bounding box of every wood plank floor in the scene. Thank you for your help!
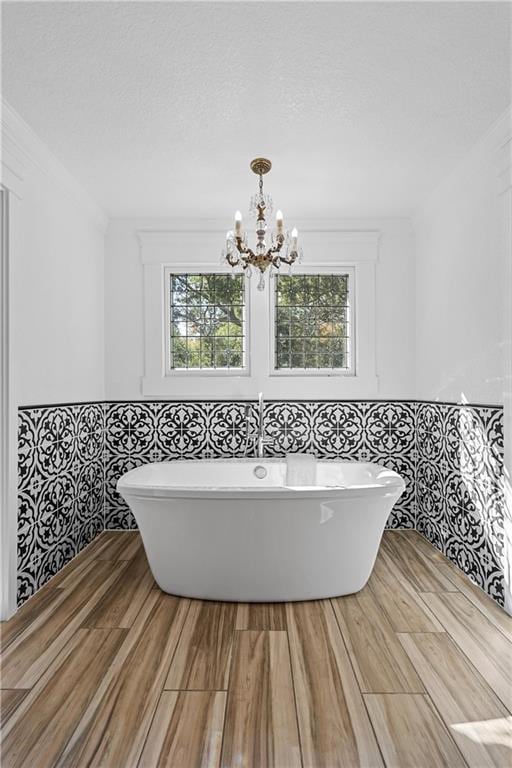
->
[1,531,511,767]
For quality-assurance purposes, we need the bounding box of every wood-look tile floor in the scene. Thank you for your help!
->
[1,530,511,767]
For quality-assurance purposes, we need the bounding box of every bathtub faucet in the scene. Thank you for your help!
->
[245,392,273,458]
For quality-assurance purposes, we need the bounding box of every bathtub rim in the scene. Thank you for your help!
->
[117,458,405,501]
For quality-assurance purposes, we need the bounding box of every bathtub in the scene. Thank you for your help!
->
[117,458,405,602]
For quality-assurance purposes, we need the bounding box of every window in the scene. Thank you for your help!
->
[272,272,353,373]
[168,273,246,371]
[140,229,377,398]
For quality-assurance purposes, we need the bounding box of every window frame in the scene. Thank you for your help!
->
[164,266,251,377]
[139,227,378,399]
[269,265,356,377]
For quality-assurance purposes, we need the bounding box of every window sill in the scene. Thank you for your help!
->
[141,374,380,400]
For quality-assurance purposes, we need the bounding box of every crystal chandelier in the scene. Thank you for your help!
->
[223,158,301,291]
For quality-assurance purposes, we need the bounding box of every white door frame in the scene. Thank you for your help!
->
[498,118,512,616]
[0,186,17,619]
[0,138,23,620]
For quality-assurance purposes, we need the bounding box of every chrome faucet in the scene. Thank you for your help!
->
[245,392,273,458]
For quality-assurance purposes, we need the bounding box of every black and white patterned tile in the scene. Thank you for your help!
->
[104,453,143,515]
[310,402,366,458]
[17,402,107,605]
[37,405,77,450]
[18,398,506,609]
[104,504,137,530]
[365,401,416,456]
[18,408,42,453]
[36,535,76,590]
[17,523,39,573]
[154,402,208,458]
[106,402,151,456]
[379,453,416,529]
[75,460,104,501]
[77,403,105,438]
[482,487,506,564]
[445,537,486,589]
[75,513,103,554]
[416,402,444,461]
[485,555,505,605]
[102,399,418,529]
[416,513,446,552]
[415,401,505,606]
[17,565,39,606]
[416,456,444,499]
[208,402,254,457]
[264,402,313,456]
[17,446,38,492]
[76,427,103,464]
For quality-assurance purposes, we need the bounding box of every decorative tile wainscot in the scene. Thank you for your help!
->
[415,402,505,605]
[17,403,105,604]
[17,399,505,608]
[104,400,417,531]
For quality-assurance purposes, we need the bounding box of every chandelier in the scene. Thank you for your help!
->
[223,158,301,290]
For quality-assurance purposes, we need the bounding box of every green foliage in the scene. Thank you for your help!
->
[275,274,349,370]
[169,272,350,371]
[170,274,245,369]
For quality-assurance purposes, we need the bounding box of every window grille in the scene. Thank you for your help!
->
[169,274,246,370]
[274,274,350,370]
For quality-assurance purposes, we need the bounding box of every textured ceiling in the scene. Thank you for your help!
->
[2,1,511,218]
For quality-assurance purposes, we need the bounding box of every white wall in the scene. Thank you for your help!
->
[105,217,415,401]
[414,109,511,406]
[2,104,107,406]
[7,98,508,409]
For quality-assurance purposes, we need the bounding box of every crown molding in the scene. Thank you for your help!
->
[1,100,108,232]
[136,226,381,243]
[137,227,381,265]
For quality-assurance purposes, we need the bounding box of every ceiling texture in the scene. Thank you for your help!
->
[2,1,511,218]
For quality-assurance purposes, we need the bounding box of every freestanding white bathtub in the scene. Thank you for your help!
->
[117,458,405,602]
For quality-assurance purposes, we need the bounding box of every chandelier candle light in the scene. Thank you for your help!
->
[223,158,302,290]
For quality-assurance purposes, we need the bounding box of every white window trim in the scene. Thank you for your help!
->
[139,226,379,399]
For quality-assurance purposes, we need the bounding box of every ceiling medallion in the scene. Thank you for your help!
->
[222,158,302,291]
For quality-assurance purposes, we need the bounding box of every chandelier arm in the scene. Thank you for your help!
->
[235,237,255,258]
[266,236,285,259]
[238,246,256,261]
[279,252,298,266]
